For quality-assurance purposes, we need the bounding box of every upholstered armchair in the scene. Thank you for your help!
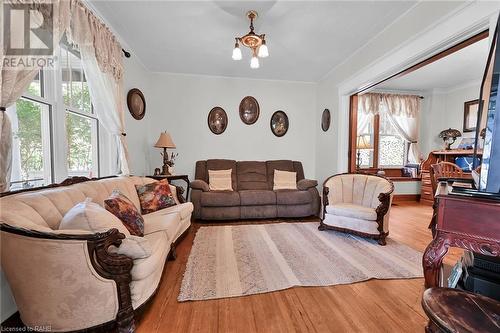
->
[319,173,394,245]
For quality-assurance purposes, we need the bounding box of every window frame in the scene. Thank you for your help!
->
[7,41,112,190]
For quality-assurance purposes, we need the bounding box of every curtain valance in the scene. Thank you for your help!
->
[358,92,420,118]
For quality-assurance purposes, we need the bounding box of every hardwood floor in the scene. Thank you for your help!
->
[135,202,462,333]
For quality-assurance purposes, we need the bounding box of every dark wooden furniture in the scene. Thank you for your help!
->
[422,287,500,333]
[430,162,463,195]
[420,150,480,205]
[422,183,500,288]
[148,174,190,202]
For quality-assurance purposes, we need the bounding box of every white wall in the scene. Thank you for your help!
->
[139,73,318,181]
[123,57,154,176]
[420,82,481,156]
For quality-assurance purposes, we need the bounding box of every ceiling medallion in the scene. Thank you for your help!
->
[232,10,269,69]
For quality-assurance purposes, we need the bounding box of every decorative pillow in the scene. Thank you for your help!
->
[273,170,297,190]
[208,169,233,191]
[59,198,131,236]
[104,190,145,237]
[108,235,152,259]
[135,179,176,214]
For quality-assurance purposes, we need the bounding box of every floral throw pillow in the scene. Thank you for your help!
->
[104,190,144,237]
[135,179,176,214]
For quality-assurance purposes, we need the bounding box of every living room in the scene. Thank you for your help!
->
[1,1,500,332]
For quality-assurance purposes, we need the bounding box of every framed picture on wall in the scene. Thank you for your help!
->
[463,99,479,132]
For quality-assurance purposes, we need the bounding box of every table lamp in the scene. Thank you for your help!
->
[356,135,373,170]
[154,132,176,175]
[438,128,462,150]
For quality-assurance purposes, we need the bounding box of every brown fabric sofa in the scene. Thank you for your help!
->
[190,159,320,220]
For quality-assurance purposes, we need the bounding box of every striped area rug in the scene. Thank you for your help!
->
[178,222,423,301]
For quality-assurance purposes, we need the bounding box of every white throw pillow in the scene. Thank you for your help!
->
[109,235,152,259]
[208,169,233,191]
[273,170,297,190]
[59,198,131,236]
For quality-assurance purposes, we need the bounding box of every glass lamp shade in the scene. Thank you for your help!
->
[258,42,269,58]
[232,46,242,60]
[250,55,260,69]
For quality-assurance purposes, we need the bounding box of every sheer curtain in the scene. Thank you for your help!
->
[357,93,421,164]
[69,1,129,174]
[381,94,421,164]
[1,0,129,191]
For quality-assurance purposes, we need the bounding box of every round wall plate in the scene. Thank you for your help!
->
[127,88,146,120]
[239,96,260,125]
[321,109,331,132]
[208,106,228,135]
[270,110,289,137]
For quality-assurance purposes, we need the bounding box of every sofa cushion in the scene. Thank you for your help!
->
[109,235,152,259]
[323,214,379,234]
[201,191,240,207]
[275,190,311,205]
[239,190,276,206]
[104,190,145,237]
[273,170,297,190]
[326,203,377,221]
[159,202,194,220]
[135,179,176,214]
[143,209,180,240]
[208,169,233,191]
[59,198,131,236]
[206,159,237,190]
[236,161,269,190]
[266,160,295,187]
[130,231,169,281]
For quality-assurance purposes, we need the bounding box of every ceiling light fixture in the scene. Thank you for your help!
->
[232,10,269,69]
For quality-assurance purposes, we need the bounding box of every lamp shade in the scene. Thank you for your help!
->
[356,135,372,149]
[154,132,176,148]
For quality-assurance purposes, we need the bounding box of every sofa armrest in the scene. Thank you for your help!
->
[297,179,318,190]
[190,179,209,192]
[0,224,136,332]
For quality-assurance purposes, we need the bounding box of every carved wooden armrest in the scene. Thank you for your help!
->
[322,187,330,219]
[0,224,136,333]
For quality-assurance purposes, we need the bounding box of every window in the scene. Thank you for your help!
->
[60,44,99,177]
[378,111,407,167]
[7,88,52,190]
[356,110,408,170]
[7,39,108,191]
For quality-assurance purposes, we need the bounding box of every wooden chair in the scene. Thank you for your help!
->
[430,162,463,194]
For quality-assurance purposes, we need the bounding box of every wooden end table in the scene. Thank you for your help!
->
[147,174,190,202]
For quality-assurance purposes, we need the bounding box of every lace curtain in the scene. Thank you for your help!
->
[0,0,128,191]
[358,93,421,164]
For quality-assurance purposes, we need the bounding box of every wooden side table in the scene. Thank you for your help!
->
[147,174,190,202]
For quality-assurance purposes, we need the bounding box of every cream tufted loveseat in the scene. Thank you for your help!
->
[319,173,394,245]
[0,176,193,332]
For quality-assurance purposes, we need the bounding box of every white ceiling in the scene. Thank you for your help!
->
[375,37,490,92]
[90,1,416,82]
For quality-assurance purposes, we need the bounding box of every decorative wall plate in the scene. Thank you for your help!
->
[270,110,289,137]
[127,88,146,120]
[208,107,228,135]
[321,109,331,132]
[239,96,260,125]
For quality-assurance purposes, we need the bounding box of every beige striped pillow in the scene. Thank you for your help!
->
[208,169,233,191]
[273,170,297,190]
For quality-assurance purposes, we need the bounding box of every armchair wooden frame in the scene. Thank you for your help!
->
[318,173,394,245]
